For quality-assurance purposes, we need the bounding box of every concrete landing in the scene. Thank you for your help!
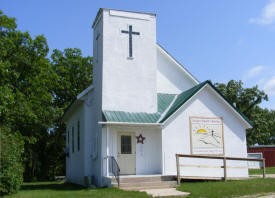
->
[140,188,190,197]
[111,175,178,190]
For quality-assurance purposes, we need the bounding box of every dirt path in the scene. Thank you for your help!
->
[258,194,275,198]
[250,174,275,179]
[237,193,275,198]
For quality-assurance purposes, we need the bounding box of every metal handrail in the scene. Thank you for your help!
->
[106,156,120,188]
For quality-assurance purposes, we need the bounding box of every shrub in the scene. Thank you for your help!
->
[0,127,24,194]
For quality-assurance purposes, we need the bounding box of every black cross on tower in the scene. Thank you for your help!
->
[121,25,140,58]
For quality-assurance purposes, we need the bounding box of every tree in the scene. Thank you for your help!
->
[0,10,93,187]
[0,10,58,182]
[0,127,24,194]
[246,107,275,145]
[51,48,93,111]
[0,10,24,194]
[214,80,268,118]
[214,80,274,146]
[49,49,93,177]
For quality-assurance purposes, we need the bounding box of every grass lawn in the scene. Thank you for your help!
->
[2,182,149,198]
[249,167,275,175]
[177,178,275,198]
[3,178,275,198]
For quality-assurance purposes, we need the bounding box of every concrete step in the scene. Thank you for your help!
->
[141,188,190,197]
[112,175,176,183]
[113,181,178,190]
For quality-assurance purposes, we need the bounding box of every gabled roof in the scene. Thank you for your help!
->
[160,80,252,127]
[159,81,207,123]
[103,81,253,128]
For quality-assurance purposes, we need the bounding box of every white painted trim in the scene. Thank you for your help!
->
[98,122,162,127]
[157,44,200,85]
[162,84,252,129]
[106,8,156,17]
[62,100,84,122]
[77,85,94,100]
[62,86,94,122]
[106,126,110,177]
[162,85,207,125]
[205,85,252,129]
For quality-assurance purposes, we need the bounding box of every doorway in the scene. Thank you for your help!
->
[117,132,136,175]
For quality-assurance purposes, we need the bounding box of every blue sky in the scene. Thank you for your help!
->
[2,0,275,110]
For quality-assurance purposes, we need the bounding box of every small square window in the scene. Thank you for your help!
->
[121,135,132,154]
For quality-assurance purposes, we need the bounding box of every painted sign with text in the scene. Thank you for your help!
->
[190,117,224,155]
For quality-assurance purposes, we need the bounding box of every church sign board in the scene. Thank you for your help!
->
[190,117,224,155]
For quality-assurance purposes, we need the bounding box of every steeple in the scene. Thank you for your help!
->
[92,8,157,113]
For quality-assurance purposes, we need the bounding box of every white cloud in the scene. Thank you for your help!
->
[249,0,275,25]
[242,66,275,109]
[264,75,275,96]
[243,65,264,81]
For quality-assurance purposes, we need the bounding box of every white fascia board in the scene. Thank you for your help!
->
[156,44,200,85]
[98,121,162,127]
[62,85,93,122]
[62,100,84,122]
[205,85,253,129]
[162,84,207,125]
[162,84,252,129]
[77,85,94,100]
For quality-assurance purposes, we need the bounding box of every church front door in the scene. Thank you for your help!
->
[117,132,136,175]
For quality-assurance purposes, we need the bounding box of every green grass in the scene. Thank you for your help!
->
[3,179,275,198]
[177,178,275,198]
[249,167,275,175]
[3,181,149,198]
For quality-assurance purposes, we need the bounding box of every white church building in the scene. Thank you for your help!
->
[62,8,253,187]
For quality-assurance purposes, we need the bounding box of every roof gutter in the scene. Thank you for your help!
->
[98,121,162,127]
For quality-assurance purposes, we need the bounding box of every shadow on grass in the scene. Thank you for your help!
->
[21,182,85,191]
[181,179,222,183]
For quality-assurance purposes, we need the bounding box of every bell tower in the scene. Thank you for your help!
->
[92,8,157,113]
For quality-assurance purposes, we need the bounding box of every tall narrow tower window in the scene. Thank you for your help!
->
[67,129,69,145]
[72,126,74,153]
[77,121,80,151]
[96,33,100,63]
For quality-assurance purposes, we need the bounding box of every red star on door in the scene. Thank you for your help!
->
[136,134,145,144]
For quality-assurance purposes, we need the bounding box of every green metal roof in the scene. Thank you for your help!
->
[103,80,253,127]
[159,81,208,123]
[159,80,252,126]
[103,93,176,123]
